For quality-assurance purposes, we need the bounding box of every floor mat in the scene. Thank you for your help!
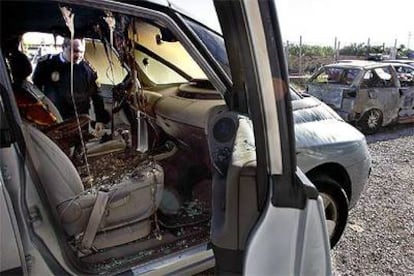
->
[158,200,210,229]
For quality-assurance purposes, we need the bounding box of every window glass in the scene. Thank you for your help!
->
[134,50,187,84]
[310,67,360,85]
[361,67,396,88]
[85,40,127,85]
[184,18,230,77]
[21,32,63,62]
[395,65,414,87]
[136,21,207,81]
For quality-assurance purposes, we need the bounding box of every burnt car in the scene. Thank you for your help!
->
[1,0,340,275]
[80,37,370,248]
[306,61,414,134]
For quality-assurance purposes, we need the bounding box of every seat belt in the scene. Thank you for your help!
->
[81,190,109,250]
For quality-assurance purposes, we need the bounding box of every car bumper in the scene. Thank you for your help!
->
[345,156,371,208]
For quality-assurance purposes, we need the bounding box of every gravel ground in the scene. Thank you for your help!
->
[332,124,414,275]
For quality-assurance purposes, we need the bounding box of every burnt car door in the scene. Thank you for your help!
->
[358,66,400,127]
[211,0,331,274]
[396,65,414,122]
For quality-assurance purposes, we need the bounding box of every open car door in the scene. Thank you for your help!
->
[210,0,332,274]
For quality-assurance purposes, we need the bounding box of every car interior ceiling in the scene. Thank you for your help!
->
[1,0,227,271]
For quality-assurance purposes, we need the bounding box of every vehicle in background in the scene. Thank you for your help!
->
[306,61,414,134]
[387,62,414,84]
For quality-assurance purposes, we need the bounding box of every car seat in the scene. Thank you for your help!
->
[25,123,164,254]
[8,50,63,123]
[9,51,95,157]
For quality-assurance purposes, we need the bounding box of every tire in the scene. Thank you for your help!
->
[310,175,349,249]
[357,109,383,134]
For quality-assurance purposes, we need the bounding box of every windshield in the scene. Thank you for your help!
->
[134,20,207,84]
[310,67,361,86]
[184,17,231,78]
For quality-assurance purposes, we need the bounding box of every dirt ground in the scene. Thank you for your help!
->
[331,123,414,275]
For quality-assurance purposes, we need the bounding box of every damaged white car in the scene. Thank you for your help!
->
[0,0,364,275]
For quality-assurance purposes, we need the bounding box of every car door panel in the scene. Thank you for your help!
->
[398,86,414,119]
[245,170,330,275]
[0,175,24,274]
[209,113,258,247]
[359,86,400,125]
[359,67,400,125]
[213,0,331,274]
[207,111,259,272]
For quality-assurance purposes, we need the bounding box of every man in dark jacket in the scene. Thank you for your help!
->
[33,37,110,134]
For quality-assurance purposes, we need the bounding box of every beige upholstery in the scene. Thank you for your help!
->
[26,124,164,250]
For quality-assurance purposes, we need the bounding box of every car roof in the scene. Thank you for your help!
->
[328,60,387,70]
[381,59,414,64]
[385,62,414,68]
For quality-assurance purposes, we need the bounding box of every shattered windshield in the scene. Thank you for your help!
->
[310,67,361,86]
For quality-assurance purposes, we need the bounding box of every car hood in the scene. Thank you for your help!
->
[292,96,365,149]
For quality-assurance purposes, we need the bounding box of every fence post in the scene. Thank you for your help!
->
[285,40,290,73]
[299,35,302,76]
[366,38,371,58]
[337,41,341,61]
[390,39,397,59]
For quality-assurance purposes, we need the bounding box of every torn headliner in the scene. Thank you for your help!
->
[1,1,109,47]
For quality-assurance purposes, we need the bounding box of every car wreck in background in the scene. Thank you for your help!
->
[306,61,414,134]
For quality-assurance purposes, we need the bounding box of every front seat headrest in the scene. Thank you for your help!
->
[9,51,33,81]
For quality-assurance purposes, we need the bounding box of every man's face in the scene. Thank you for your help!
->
[63,39,85,64]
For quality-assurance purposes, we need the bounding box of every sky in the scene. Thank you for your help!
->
[170,0,414,49]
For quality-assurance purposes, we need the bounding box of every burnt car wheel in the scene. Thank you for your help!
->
[358,109,383,134]
[310,175,349,249]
